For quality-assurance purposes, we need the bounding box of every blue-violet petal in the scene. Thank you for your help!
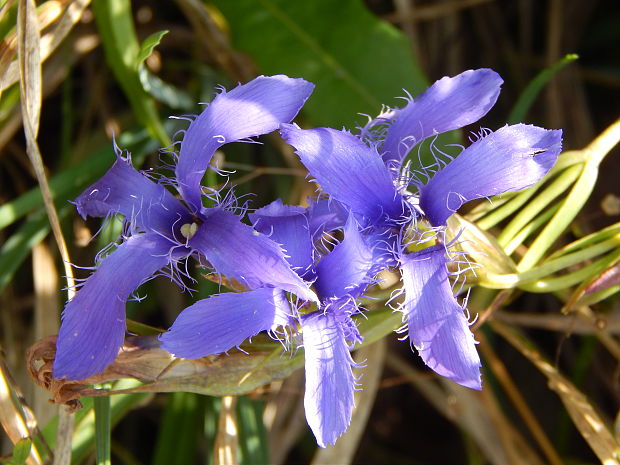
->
[190,208,318,302]
[53,233,171,380]
[302,310,358,448]
[249,199,314,279]
[400,245,481,390]
[177,75,314,210]
[75,156,188,235]
[160,288,291,358]
[382,69,503,166]
[314,215,374,299]
[419,124,563,226]
[281,125,402,221]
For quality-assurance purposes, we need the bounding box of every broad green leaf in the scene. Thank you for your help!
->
[210,0,427,128]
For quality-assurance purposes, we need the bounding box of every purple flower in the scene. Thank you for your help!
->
[161,199,373,447]
[53,75,316,380]
[280,69,563,390]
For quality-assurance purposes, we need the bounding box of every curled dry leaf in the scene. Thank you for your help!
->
[27,335,305,409]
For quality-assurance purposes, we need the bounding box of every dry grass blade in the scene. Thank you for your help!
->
[1,0,91,91]
[311,339,387,465]
[17,0,74,293]
[32,243,59,425]
[265,372,307,465]
[174,0,254,82]
[384,0,493,22]
[214,396,239,465]
[492,320,620,464]
[0,356,43,465]
[478,333,563,465]
[495,309,620,334]
[18,2,76,462]
[53,409,74,465]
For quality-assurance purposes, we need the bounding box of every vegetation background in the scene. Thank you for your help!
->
[1,0,620,464]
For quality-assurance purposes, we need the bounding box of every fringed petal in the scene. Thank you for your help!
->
[315,215,374,299]
[281,125,403,222]
[190,208,318,302]
[307,198,349,240]
[53,233,171,380]
[419,124,563,226]
[249,199,314,279]
[160,288,291,358]
[176,75,314,210]
[382,69,503,165]
[400,245,481,390]
[302,310,358,448]
[75,156,188,234]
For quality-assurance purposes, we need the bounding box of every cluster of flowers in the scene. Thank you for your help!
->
[53,70,562,447]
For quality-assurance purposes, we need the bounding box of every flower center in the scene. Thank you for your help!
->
[180,222,199,239]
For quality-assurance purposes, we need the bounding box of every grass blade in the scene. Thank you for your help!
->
[93,392,111,465]
[507,54,578,124]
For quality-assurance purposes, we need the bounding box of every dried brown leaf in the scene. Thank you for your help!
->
[27,336,305,408]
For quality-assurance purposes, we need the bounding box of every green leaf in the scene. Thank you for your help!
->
[41,380,151,465]
[236,396,269,465]
[136,30,194,109]
[137,30,169,66]
[507,54,578,124]
[138,68,195,110]
[94,388,112,465]
[10,438,31,465]
[152,393,206,465]
[0,210,52,293]
[210,0,427,128]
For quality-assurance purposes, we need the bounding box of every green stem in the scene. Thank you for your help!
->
[482,233,620,289]
[503,203,561,255]
[497,164,581,247]
[94,386,112,465]
[475,150,585,230]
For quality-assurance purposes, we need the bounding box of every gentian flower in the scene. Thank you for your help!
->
[161,198,375,447]
[280,68,563,390]
[53,75,317,380]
